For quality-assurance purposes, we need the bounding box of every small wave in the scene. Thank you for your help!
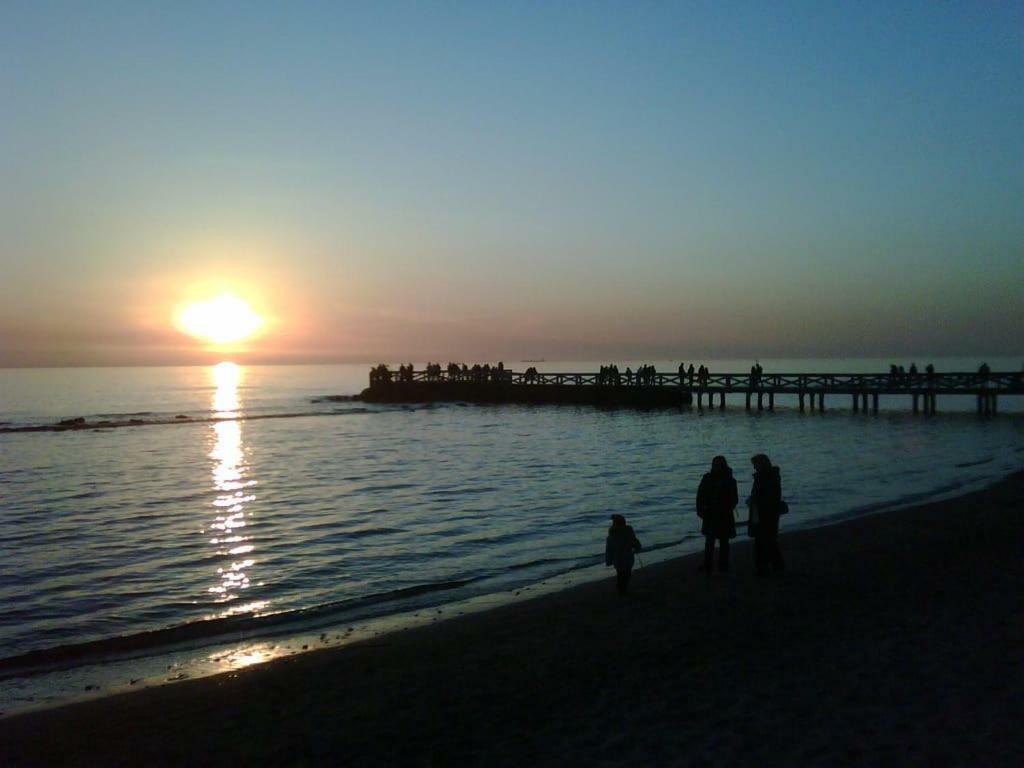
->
[65,490,102,500]
[955,457,993,468]
[818,480,970,523]
[0,409,379,434]
[0,578,474,678]
[96,411,155,418]
[502,555,578,574]
[358,482,418,493]
[642,538,687,554]
[309,526,406,542]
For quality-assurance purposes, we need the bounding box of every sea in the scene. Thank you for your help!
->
[2,358,1022,713]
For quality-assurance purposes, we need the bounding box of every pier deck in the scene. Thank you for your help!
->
[360,369,1023,413]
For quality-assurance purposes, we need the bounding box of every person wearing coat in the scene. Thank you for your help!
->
[748,453,785,576]
[605,514,642,593]
[696,455,739,573]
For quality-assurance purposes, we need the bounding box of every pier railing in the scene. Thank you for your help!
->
[368,368,1022,414]
[377,368,1021,391]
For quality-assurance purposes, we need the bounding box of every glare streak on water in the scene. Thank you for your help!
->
[0,360,1022,688]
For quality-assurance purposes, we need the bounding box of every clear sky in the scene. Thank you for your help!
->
[2,2,1021,366]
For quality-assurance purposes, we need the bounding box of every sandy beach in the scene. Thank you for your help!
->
[3,471,1022,767]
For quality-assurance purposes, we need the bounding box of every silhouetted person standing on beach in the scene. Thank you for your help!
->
[696,456,738,573]
[748,453,785,576]
[605,514,642,594]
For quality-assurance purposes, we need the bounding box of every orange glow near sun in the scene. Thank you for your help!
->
[176,293,264,345]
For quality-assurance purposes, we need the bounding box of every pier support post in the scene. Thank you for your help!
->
[992,394,998,414]
[862,393,869,411]
[719,391,725,410]
[746,392,752,411]
[757,392,763,411]
[977,394,984,415]
[697,391,703,410]
[819,393,825,411]
[768,392,774,411]
[872,393,879,414]
[912,394,919,414]
[798,392,805,412]
[930,393,937,414]
[852,394,859,413]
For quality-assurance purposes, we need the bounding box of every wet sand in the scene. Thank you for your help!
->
[3,471,1023,767]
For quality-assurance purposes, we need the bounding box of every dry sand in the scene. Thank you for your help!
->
[3,471,1023,767]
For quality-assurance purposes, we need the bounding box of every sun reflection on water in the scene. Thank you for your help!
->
[211,643,277,671]
[206,362,262,616]
[212,361,241,416]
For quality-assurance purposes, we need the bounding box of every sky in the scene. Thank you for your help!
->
[1,1,1022,366]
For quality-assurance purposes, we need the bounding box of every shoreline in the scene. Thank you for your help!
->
[3,469,1023,765]
[1,465,1009,716]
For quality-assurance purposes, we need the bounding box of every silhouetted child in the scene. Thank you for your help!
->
[605,514,642,593]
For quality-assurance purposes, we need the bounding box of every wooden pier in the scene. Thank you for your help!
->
[360,368,1022,413]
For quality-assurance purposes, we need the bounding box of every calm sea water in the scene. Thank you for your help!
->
[1,359,1022,710]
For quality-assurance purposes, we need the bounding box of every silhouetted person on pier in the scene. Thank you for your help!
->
[979,362,990,380]
[909,363,918,379]
[748,454,785,577]
[605,514,642,594]
[696,456,738,573]
[625,367,633,385]
[688,364,695,386]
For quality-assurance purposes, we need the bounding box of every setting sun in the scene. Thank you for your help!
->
[176,294,263,345]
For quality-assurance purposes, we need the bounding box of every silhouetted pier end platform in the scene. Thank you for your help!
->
[359,369,1023,414]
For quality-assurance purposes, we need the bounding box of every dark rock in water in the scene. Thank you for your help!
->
[58,417,86,426]
[175,415,189,419]
[84,684,97,691]
[128,419,144,425]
